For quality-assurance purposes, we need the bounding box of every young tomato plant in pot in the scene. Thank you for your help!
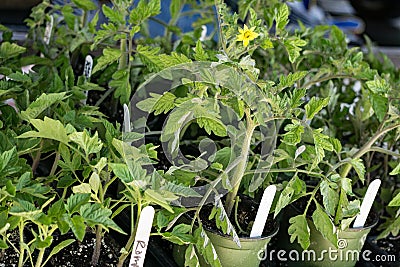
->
[267,22,400,267]
[108,135,201,267]
[18,117,129,266]
[129,1,336,266]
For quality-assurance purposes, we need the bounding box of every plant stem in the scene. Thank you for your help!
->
[340,123,400,178]
[119,38,128,70]
[225,110,255,216]
[303,182,321,216]
[32,140,44,173]
[117,201,141,267]
[35,249,45,267]
[91,226,103,266]
[18,222,24,267]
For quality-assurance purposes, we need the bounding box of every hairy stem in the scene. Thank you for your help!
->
[225,110,255,216]
[35,249,45,267]
[91,226,103,266]
[18,223,24,267]
[340,123,400,178]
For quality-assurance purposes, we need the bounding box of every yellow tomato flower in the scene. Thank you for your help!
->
[236,25,259,47]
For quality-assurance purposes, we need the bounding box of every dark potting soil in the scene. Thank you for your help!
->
[0,230,123,267]
[50,231,121,267]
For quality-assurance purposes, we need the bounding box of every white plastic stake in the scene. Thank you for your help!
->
[123,104,131,133]
[250,185,276,238]
[41,15,54,58]
[353,179,381,228]
[129,206,155,267]
[83,55,93,80]
[44,15,54,45]
[81,55,93,105]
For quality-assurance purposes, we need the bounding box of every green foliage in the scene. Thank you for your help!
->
[288,215,310,250]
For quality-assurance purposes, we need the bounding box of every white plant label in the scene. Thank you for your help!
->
[129,206,155,267]
[81,55,93,105]
[250,185,276,238]
[123,104,131,133]
[44,15,54,45]
[353,179,381,228]
[83,55,93,80]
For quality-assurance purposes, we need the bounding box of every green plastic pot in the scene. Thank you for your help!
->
[173,222,279,267]
[275,205,378,267]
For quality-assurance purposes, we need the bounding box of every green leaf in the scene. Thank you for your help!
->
[274,176,305,217]
[92,48,121,74]
[320,180,339,216]
[305,97,329,120]
[312,204,338,248]
[0,42,26,59]
[275,4,289,34]
[283,37,307,63]
[110,68,131,104]
[8,72,31,82]
[102,5,124,24]
[61,5,76,29]
[69,130,103,156]
[72,0,97,11]
[47,239,75,259]
[313,129,333,166]
[72,183,91,194]
[162,182,201,198]
[330,137,342,153]
[144,189,174,213]
[80,203,125,234]
[160,224,193,245]
[370,93,388,122]
[0,239,8,249]
[349,158,365,183]
[197,117,227,137]
[136,45,163,72]
[21,93,66,121]
[152,92,176,115]
[194,227,222,267]
[288,215,310,250]
[0,147,17,173]
[389,192,400,207]
[66,193,91,214]
[130,0,161,25]
[18,117,69,144]
[341,178,354,196]
[170,0,182,19]
[283,123,304,145]
[277,71,307,91]
[390,163,400,175]
[66,215,86,241]
[89,172,100,194]
[194,40,208,61]
[185,244,200,267]
[366,78,390,94]
[377,216,400,240]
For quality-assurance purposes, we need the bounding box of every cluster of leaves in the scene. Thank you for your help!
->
[1,0,400,266]
[131,1,400,264]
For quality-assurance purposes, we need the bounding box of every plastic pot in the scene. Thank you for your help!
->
[275,204,378,267]
[173,223,279,267]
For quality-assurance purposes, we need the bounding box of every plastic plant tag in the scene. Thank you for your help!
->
[250,185,276,238]
[81,55,93,105]
[44,15,54,45]
[129,206,155,267]
[123,104,131,133]
[353,179,381,228]
[83,55,93,80]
